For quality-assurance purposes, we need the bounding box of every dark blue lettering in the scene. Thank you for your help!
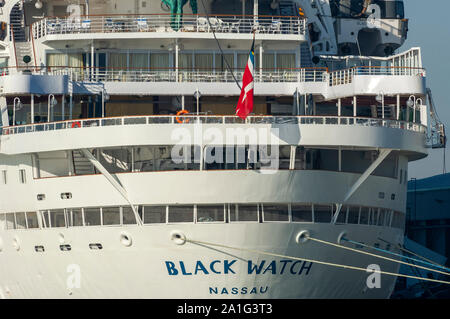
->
[248,260,266,274]
[165,261,178,276]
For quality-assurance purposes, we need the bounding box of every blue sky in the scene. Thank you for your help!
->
[404,0,450,179]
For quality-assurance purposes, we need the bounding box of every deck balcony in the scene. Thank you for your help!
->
[32,14,307,42]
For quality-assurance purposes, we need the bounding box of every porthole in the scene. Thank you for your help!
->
[60,245,71,252]
[35,246,45,253]
[61,193,72,200]
[37,194,46,201]
[89,243,103,250]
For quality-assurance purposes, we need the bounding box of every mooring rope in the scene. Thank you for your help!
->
[185,238,450,285]
[307,236,450,277]
[341,237,450,273]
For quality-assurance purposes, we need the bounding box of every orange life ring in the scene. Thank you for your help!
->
[176,110,190,124]
[71,121,81,128]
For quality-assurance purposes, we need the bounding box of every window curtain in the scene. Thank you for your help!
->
[195,53,213,70]
[276,53,296,69]
[214,53,234,71]
[263,53,275,70]
[47,53,67,67]
[109,53,128,70]
[179,53,193,70]
[237,53,248,70]
[150,53,169,69]
[68,53,84,79]
[130,53,149,70]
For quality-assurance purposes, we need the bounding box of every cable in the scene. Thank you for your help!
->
[308,236,450,277]
[198,0,242,91]
[184,238,450,285]
[342,237,450,272]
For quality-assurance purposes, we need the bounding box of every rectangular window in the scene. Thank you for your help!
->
[314,205,333,223]
[41,211,51,228]
[0,214,5,230]
[1,170,6,184]
[378,209,386,226]
[262,204,289,222]
[26,212,39,229]
[50,210,66,228]
[370,208,379,225]
[15,212,27,229]
[67,209,84,227]
[291,204,313,222]
[347,207,360,224]
[359,207,370,225]
[102,207,121,226]
[6,213,16,230]
[84,208,101,226]
[143,206,167,224]
[122,207,137,225]
[168,205,194,223]
[19,169,26,184]
[230,204,259,222]
[196,205,225,223]
[335,206,347,224]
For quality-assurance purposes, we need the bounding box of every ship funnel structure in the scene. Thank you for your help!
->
[295,0,408,57]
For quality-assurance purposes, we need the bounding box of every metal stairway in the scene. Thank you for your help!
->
[10,3,26,42]
[9,2,35,69]
[375,105,393,119]
[72,150,96,175]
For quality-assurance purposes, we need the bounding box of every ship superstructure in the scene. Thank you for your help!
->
[0,0,446,299]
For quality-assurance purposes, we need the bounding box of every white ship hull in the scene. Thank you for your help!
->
[0,222,402,299]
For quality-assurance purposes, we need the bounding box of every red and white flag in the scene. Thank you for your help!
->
[235,39,255,120]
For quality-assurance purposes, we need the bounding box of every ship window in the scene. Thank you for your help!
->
[1,170,6,184]
[143,206,167,224]
[230,204,259,222]
[348,206,360,224]
[61,193,73,200]
[37,194,46,201]
[168,205,194,223]
[67,209,83,227]
[0,214,5,230]
[35,246,45,252]
[41,211,51,228]
[102,207,120,226]
[291,204,313,222]
[19,169,26,184]
[84,208,101,226]
[335,206,347,224]
[197,205,225,223]
[6,213,16,230]
[359,207,370,225]
[26,212,39,229]
[15,212,27,230]
[262,204,289,222]
[50,210,66,228]
[370,208,379,225]
[314,205,333,223]
[122,207,137,225]
[378,209,387,226]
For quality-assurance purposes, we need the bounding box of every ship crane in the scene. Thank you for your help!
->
[287,0,409,60]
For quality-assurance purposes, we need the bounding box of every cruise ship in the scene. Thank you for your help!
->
[0,0,446,299]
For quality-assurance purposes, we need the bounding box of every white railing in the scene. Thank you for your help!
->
[32,14,307,39]
[2,66,329,83]
[1,115,427,136]
[329,66,426,86]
